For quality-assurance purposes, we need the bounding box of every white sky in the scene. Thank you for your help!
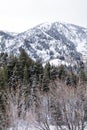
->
[0,0,87,32]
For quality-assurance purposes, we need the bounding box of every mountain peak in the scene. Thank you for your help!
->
[0,22,87,66]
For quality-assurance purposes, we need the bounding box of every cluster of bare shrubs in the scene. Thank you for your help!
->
[1,80,87,130]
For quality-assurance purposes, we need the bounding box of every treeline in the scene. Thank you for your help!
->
[0,48,87,90]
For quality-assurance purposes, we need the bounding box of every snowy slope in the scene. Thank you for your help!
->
[0,22,87,65]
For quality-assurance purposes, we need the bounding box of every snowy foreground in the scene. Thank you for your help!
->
[8,124,87,130]
[8,126,65,130]
[8,125,55,130]
[8,126,87,130]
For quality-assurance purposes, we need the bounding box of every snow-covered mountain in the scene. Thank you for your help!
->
[0,22,87,65]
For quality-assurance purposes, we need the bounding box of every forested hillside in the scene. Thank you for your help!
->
[0,49,87,130]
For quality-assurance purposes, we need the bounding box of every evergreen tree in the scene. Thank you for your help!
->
[44,62,51,80]
[34,59,43,82]
[58,65,66,80]
[79,69,87,82]
[19,48,33,67]
[0,67,6,86]
[23,65,28,84]
[65,70,77,86]
[19,48,29,65]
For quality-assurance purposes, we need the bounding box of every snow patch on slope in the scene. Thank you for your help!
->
[0,22,87,65]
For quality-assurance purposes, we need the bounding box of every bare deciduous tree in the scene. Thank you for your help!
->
[49,81,87,130]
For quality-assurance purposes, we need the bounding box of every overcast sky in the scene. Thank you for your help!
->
[0,0,87,32]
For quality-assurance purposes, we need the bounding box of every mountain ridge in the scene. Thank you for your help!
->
[0,22,87,66]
